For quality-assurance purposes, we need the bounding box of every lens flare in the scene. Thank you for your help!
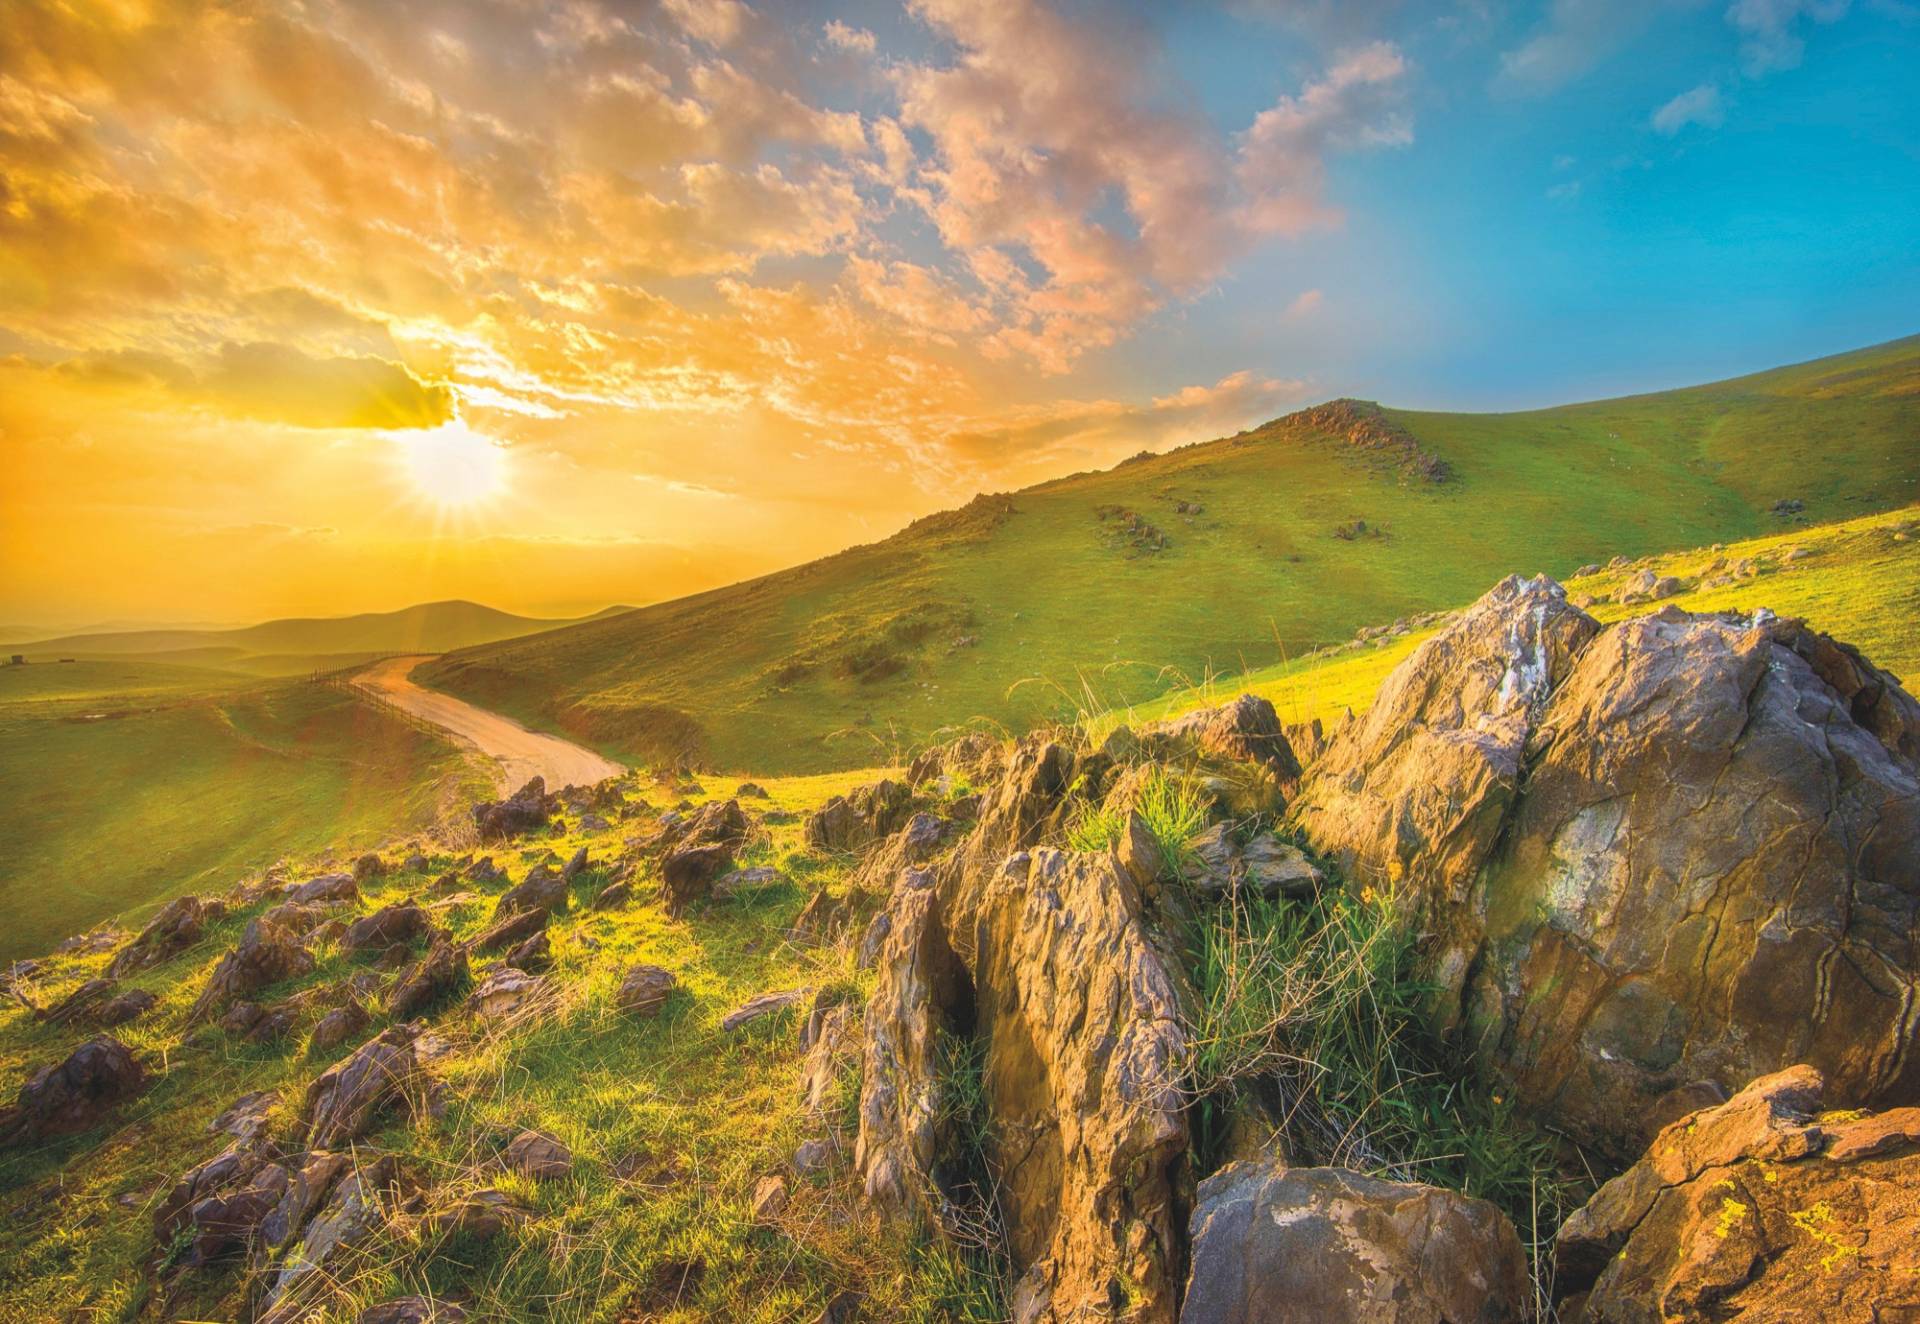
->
[396,421,506,510]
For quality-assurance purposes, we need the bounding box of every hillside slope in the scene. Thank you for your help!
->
[421,334,1920,775]
[5,600,631,667]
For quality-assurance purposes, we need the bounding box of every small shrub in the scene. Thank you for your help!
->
[1064,766,1208,878]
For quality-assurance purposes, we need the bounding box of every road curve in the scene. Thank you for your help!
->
[351,654,624,793]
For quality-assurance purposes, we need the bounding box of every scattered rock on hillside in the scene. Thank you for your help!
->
[297,1025,424,1149]
[751,1174,788,1221]
[736,781,770,799]
[504,1129,572,1180]
[1182,824,1321,901]
[95,986,158,1027]
[388,938,468,1020]
[352,853,389,883]
[590,879,633,911]
[0,1035,146,1147]
[1142,692,1303,791]
[360,1298,468,1324]
[469,966,547,1023]
[109,895,227,977]
[805,779,914,852]
[714,865,786,901]
[471,905,548,955]
[1183,1161,1528,1324]
[37,977,117,1027]
[648,797,749,855]
[492,864,569,920]
[661,843,735,915]
[617,963,677,1018]
[308,1001,371,1055]
[343,901,430,955]
[504,929,552,972]
[1556,1065,1920,1320]
[472,776,556,841]
[722,988,807,1033]
[190,916,317,1023]
[791,886,870,944]
[256,1153,425,1323]
[289,872,359,905]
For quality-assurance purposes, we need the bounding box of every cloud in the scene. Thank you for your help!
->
[823,20,878,53]
[1726,0,1852,74]
[894,0,1409,367]
[197,343,454,430]
[1652,82,1726,133]
[1286,289,1325,319]
[1496,0,1672,94]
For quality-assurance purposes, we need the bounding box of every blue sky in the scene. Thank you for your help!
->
[1127,0,1920,409]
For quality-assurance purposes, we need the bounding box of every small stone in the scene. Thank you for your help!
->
[751,1174,788,1221]
[616,964,677,1018]
[722,989,807,1033]
[504,1129,572,1181]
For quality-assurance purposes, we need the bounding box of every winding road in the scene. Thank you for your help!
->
[351,654,624,792]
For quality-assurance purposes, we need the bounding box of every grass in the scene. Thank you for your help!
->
[1098,501,1920,740]
[419,334,1920,775]
[0,768,965,1323]
[1183,873,1582,1306]
[0,675,493,961]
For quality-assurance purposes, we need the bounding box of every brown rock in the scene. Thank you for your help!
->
[504,1128,572,1180]
[0,1035,147,1146]
[360,1299,468,1324]
[1556,1065,1920,1320]
[388,939,468,1020]
[616,963,677,1017]
[95,987,158,1027]
[343,901,430,955]
[471,776,555,841]
[257,1153,423,1321]
[660,842,734,915]
[308,1001,371,1055]
[591,879,633,910]
[1143,691,1303,790]
[805,779,913,852]
[722,988,807,1033]
[189,916,316,1023]
[425,1187,531,1243]
[109,894,227,977]
[493,863,569,921]
[297,1025,423,1149]
[290,871,359,905]
[751,1173,789,1221]
[37,976,117,1027]
[504,929,552,972]
[468,966,547,1022]
[470,905,548,954]
[1182,1161,1528,1324]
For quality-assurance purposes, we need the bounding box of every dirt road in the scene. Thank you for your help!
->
[351,655,624,792]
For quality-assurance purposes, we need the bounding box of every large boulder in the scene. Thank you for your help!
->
[0,1035,146,1146]
[1292,574,1601,910]
[1183,1161,1528,1324]
[1555,1065,1920,1320]
[109,894,227,976]
[1293,581,1920,1154]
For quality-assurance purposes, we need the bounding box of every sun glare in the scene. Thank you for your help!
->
[396,421,507,510]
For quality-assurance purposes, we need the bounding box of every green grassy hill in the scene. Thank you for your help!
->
[4,600,632,672]
[420,334,1920,775]
[0,671,493,960]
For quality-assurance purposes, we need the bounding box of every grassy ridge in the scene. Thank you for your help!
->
[0,674,493,960]
[421,334,1920,776]
[1094,503,1920,737]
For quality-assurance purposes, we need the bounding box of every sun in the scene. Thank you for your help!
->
[396,420,507,510]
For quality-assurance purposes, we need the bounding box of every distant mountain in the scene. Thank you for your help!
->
[6,600,634,667]
[419,333,1920,775]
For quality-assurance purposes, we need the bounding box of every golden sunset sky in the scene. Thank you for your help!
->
[4,0,1911,628]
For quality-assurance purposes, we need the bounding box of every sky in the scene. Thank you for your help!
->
[2,0,1916,629]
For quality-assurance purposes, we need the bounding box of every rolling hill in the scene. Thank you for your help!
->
[415,334,1920,775]
[3,600,632,673]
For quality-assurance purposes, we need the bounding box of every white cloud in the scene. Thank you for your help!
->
[1496,0,1672,94]
[823,20,878,54]
[1727,0,1852,74]
[1651,82,1726,133]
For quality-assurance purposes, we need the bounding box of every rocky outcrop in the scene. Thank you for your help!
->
[1556,1065,1920,1320]
[660,843,734,915]
[1292,578,1920,1154]
[976,846,1194,1324]
[257,1153,424,1322]
[297,1026,424,1149]
[1292,574,1601,909]
[0,1035,146,1147]
[1183,1161,1527,1324]
[472,776,555,840]
[109,894,226,976]
[492,863,568,921]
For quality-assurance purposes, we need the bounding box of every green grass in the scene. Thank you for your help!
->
[418,334,1920,777]
[1097,501,1920,739]
[0,770,968,1322]
[0,677,492,960]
